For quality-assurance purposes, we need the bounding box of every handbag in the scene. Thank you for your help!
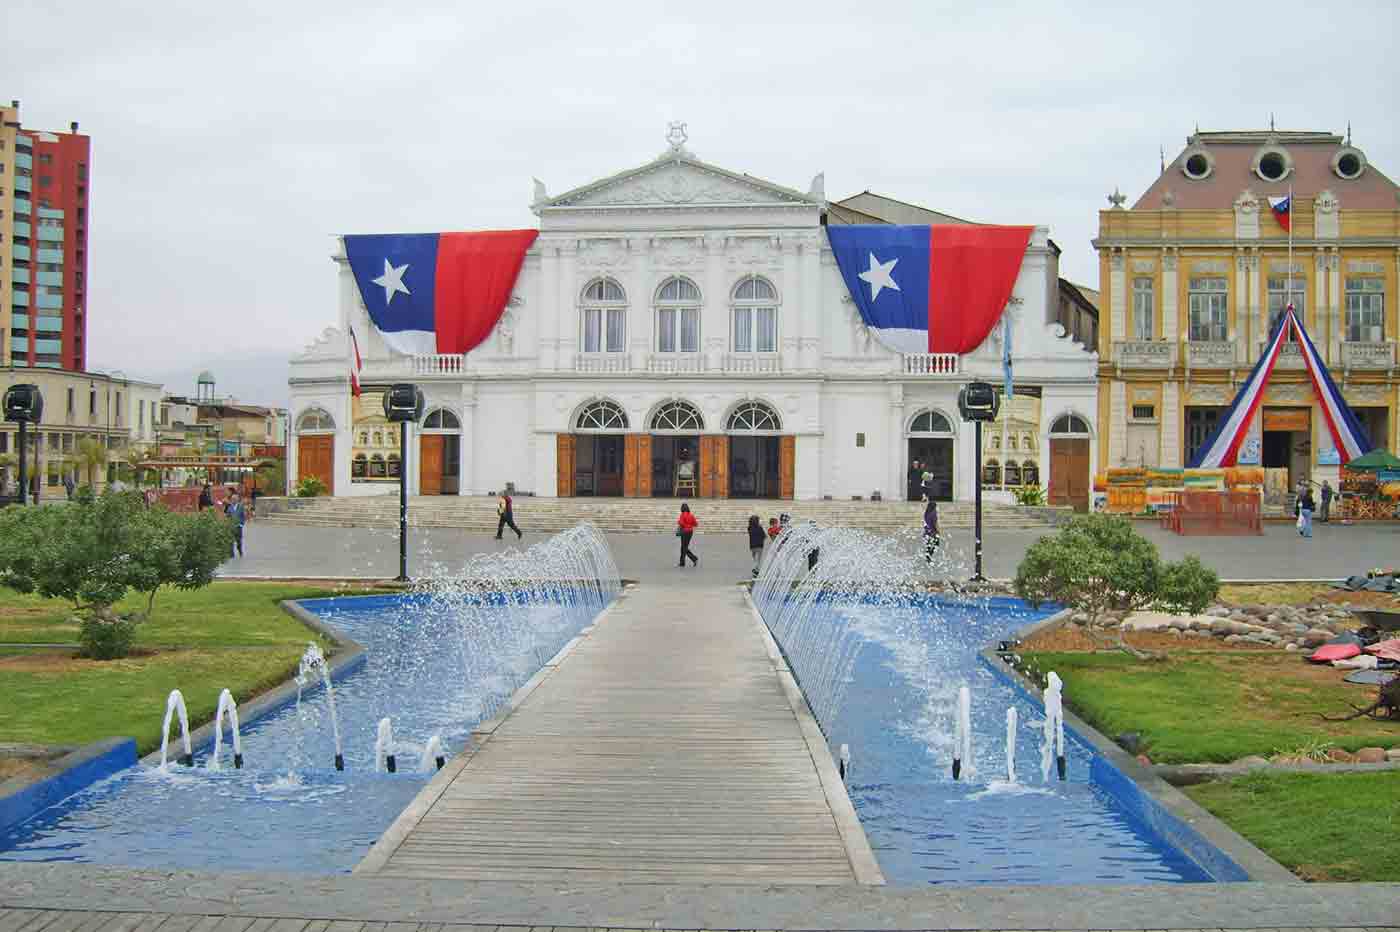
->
[1296,512,1305,529]
[675,526,683,537]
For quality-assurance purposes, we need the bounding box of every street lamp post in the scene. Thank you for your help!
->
[4,385,44,506]
[958,382,1000,583]
[383,384,424,583]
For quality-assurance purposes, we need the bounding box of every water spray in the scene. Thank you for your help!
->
[838,743,851,780]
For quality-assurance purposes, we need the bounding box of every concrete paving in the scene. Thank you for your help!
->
[220,517,1400,582]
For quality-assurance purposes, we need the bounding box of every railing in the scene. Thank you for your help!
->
[901,353,960,375]
[574,352,631,373]
[646,353,706,374]
[722,353,781,373]
[1273,343,1305,370]
[1342,340,1394,370]
[412,353,466,375]
[1112,341,1174,368]
[1185,341,1236,368]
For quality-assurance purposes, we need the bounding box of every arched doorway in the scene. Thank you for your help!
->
[571,399,628,497]
[726,401,782,499]
[907,409,954,501]
[649,400,703,497]
[295,407,335,495]
[419,408,461,495]
[1048,413,1091,512]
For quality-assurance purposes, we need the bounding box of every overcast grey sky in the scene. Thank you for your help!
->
[6,0,1398,405]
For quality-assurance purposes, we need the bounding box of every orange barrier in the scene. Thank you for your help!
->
[1162,490,1262,536]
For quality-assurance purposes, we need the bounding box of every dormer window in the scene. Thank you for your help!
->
[1332,147,1366,180]
[1253,146,1293,182]
[1181,147,1214,180]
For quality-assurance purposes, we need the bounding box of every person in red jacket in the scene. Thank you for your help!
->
[676,503,699,568]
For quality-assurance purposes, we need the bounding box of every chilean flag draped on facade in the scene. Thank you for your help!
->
[1188,307,1370,468]
[825,224,1033,354]
[344,230,538,356]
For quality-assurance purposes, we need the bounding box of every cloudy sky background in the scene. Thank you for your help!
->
[6,0,1398,405]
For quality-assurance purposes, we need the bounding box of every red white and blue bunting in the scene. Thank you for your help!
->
[1189,308,1371,468]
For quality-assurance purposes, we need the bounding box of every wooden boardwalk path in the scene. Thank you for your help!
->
[358,579,880,884]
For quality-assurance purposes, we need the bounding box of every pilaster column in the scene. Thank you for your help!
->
[1160,382,1181,467]
[1233,251,1248,353]
[539,243,561,370]
[1246,249,1261,357]
[629,236,652,370]
[1160,248,1178,344]
[1328,249,1342,364]
[459,382,476,495]
[703,234,726,371]
[780,236,801,370]
[556,239,578,370]
[1109,380,1128,467]
[1109,249,1126,347]
[889,383,906,502]
[335,251,357,338]
[801,234,823,370]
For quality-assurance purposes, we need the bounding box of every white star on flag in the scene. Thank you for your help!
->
[372,258,411,305]
[858,252,900,301]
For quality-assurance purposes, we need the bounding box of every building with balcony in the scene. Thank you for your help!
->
[288,131,1097,503]
[0,100,90,372]
[1094,128,1400,487]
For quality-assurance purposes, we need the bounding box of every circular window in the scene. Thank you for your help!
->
[1181,149,1213,180]
[1254,147,1292,182]
[1333,148,1366,180]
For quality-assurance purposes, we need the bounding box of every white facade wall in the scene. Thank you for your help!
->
[289,148,1098,501]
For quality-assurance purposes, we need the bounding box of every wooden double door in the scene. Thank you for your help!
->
[296,435,334,495]
[1049,438,1089,512]
[557,434,794,499]
[419,434,460,495]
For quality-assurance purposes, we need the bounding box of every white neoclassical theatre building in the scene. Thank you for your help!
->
[288,131,1098,506]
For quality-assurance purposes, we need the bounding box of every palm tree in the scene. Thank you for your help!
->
[122,446,155,488]
[74,437,109,490]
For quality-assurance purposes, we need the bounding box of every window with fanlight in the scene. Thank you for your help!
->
[650,400,704,432]
[726,401,781,432]
[575,399,629,432]
[581,279,627,354]
[731,277,777,353]
[655,277,701,353]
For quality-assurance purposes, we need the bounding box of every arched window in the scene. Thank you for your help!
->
[1004,461,1023,486]
[372,431,383,447]
[727,401,781,432]
[1021,433,1033,450]
[982,458,1001,486]
[731,277,777,353]
[990,434,1001,450]
[297,408,335,432]
[1023,461,1040,486]
[909,410,953,434]
[369,453,386,478]
[357,430,369,445]
[422,409,461,431]
[650,400,704,432]
[352,453,368,478]
[387,452,402,478]
[1007,436,1017,450]
[655,277,701,353]
[581,278,627,354]
[1051,414,1091,435]
[575,399,629,432]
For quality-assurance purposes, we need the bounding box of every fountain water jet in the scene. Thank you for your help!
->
[297,643,344,770]
[375,717,396,773]
[420,735,446,772]
[1041,671,1066,781]
[838,743,851,780]
[953,685,972,780]
[210,688,243,770]
[159,689,193,769]
[1005,707,1018,783]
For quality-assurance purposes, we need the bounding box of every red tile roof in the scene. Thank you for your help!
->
[1133,131,1399,210]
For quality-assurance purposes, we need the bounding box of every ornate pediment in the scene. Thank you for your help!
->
[539,156,820,212]
[293,326,348,363]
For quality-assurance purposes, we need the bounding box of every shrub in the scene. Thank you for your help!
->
[1014,485,1047,506]
[78,609,139,660]
[1157,554,1220,614]
[1014,513,1160,619]
[295,475,328,497]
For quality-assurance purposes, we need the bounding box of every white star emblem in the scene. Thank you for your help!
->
[371,258,411,305]
[858,252,900,301]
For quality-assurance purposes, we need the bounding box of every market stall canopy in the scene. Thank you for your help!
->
[1345,449,1400,472]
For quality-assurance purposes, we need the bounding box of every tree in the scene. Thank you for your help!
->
[121,446,157,488]
[74,437,109,490]
[1014,514,1163,658]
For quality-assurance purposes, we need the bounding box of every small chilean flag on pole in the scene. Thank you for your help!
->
[348,326,363,397]
[1267,194,1292,232]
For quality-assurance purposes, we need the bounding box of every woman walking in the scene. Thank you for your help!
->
[676,503,699,568]
[1296,485,1316,539]
[747,515,766,578]
[923,499,941,563]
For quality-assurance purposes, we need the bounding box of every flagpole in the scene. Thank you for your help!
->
[1286,184,1294,321]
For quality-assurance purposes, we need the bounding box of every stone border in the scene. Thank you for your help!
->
[0,737,136,831]
[984,638,1297,883]
[136,599,367,769]
[354,587,626,874]
[743,590,885,886]
[1158,759,1400,786]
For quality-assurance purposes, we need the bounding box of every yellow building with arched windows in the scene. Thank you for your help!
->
[1094,128,1400,493]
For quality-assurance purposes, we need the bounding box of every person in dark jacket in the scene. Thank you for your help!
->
[198,483,214,511]
[747,515,766,578]
[923,499,941,563]
[676,503,699,567]
[908,459,922,501]
[495,493,522,540]
[1296,486,1316,539]
[1319,480,1334,522]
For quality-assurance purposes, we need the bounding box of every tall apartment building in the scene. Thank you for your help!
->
[0,99,91,371]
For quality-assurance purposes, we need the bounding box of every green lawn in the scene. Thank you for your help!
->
[1026,651,1400,764]
[0,583,358,755]
[1186,771,1400,881]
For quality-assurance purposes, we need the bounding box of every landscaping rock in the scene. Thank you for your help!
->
[1184,629,1205,638]
[1387,748,1400,762]
[1116,732,1143,754]
[1355,747,1387,764]
[1326,748,1357,763]
[1207,606,1232,618]
[1135,753,1152,767]
[1223,634,1246,645]
[1285,643,1299,651]
[1234,755,1270,767]
[1302,628,1332,646]
[1211,619,1234,635]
